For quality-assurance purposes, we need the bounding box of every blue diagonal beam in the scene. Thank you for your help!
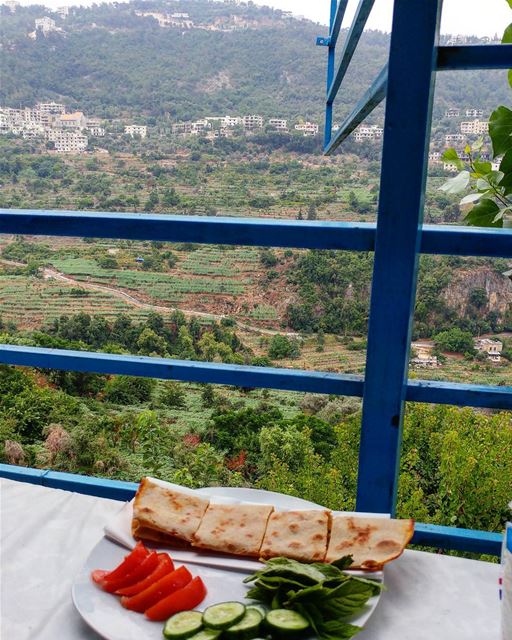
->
[0,345,510,409]
[324,65,388,154]
[437,44,512,70]
[327,0,376,104]
[329,0,350,46]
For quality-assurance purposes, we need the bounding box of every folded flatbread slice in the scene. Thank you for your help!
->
[325,515,414,570]
[132,477,209,546]
[260,509,330,562]
[192,502,274,557]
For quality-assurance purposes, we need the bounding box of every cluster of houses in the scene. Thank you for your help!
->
[0,102,148,153]
[171,115,319,138]
[410,338,504,368]
[425,107,491,172]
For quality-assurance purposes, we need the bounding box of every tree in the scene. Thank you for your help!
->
[306,202,317,220]
[104,375,155,404]
[136,327,168,356]
[201,384,216,408]
[433,328,475,354]
[160,381,187,409]
[268,334,300,359]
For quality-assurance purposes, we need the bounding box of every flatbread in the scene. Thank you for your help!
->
[192,502,274,556]
[260,509,330,562]
[325,515,414,570]
[132,477,209,545]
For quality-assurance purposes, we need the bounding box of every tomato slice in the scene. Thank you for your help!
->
[121,565,192,613]
[115,554,174,596]
[144,576,207,622]
[91,541,149,587]
[91,570,108,584]
[101,550,159,593]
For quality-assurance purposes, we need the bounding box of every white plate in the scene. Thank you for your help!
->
[72,487,384,640]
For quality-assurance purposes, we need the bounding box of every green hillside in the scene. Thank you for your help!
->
[0,0,509,121]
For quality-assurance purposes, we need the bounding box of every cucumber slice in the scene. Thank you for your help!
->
[265,609,310,635]
[187,631,221,640]
[224,608,262,639]
[202,602,246,630]
[163,610,203,639]
[246,604,268,618]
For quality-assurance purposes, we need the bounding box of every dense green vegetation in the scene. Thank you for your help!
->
[0,0,509,120]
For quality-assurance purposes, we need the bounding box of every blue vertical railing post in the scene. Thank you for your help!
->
[324,0,342,147]
[356,0,444,514]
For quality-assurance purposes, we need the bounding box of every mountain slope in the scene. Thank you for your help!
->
[1,0,509,121]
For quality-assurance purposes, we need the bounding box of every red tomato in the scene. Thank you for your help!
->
[115,554,174,596]
[121,565,192,613]
[91,541,149,587]
[144,576,207,622]
[91,570,108,584]
[101,550,159,593]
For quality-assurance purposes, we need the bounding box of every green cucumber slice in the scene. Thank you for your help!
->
[187,630,221,640]
[202,602,246,630]
[224,608,263,639]
[265,609,310,635]
[246,604,268,618]
[163,610,203,639]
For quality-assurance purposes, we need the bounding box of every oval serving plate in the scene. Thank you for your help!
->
[72,487,383,640]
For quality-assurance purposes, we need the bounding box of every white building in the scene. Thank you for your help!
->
[294,121,319,136]
[222,115,242,128]
[47,129,88,153]
[474,338,503,362]
[460,119,489,135]
[4,0,19,12]
[268,118,288,131]
[35,16,57,34]
[242,114,264,129]
[58,111,86,129]
[37,101,65,115]
[446,35,468,46]
[465,108,484,118]
[444,108,460,118]
[124,125,147,138]
[354,125,383,142]
[428,151,442,164]
[56,5,69,17]
[443,162,459,172]
[445,133,465,145]
[410,342,439,368]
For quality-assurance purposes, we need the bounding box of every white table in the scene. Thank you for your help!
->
[0,478,501,639]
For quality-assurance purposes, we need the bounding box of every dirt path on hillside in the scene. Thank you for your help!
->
[0,257,298,337]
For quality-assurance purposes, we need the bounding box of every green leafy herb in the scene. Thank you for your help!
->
[244,557,384,639]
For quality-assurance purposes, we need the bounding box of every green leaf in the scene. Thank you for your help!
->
[439,170,470,194]
[464,199,503,228]
[330,556,354,571]
[489,106,512,157]
[472,160,492,176]
[499,148,512,193]
[442,148,464,170]
[460,192,483,206]
[503,22,512,43]
[505,1,512,10]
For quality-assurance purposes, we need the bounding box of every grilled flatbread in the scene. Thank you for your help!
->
[325,515,414,570]
[260,509,330,562]
[192,502,274,556]
[132,477,209,545]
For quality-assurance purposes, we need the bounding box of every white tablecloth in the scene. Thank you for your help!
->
[0,478,501,639]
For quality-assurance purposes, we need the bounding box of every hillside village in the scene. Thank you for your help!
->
[0,98,494,159]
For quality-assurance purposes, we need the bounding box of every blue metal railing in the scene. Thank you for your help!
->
[1,0,511,555]
[316,0,512,526]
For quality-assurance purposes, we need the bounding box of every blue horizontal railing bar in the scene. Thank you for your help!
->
[436,44,512,70]
[1,210,511,258]
[327,0,376,105]
[0,464,503,556]
[0,344,365,396]
[325,65,388,155]
[329,0,349,46]
[0,209,376,251]
[412,522,503,556]
[0,345,510,409]
[407,379,512,410]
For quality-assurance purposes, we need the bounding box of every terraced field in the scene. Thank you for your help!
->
[0,275,150,327]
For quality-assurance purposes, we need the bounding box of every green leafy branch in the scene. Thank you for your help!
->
[439,3,512,228]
